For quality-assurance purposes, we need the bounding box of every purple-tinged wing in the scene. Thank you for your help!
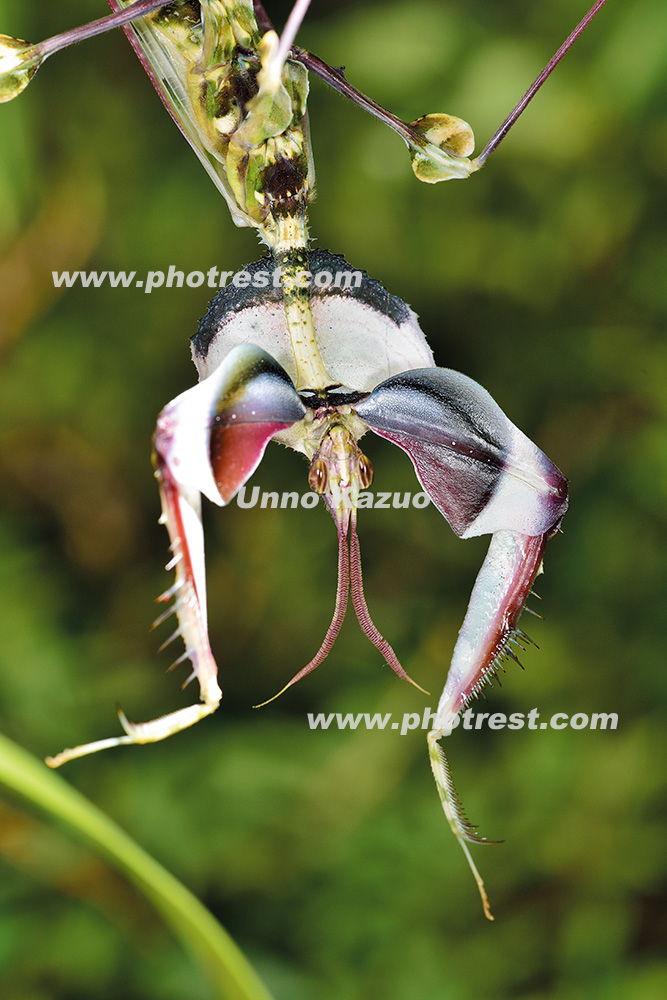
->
[354,368,568,538]
[153,343,305,705]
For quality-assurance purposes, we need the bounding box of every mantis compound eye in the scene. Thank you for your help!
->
[357,453,373,489]
[308,457,329,494]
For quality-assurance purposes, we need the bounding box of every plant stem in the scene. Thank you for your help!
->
[0,732,274,1000]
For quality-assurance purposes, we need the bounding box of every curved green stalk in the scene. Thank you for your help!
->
[0,731,273,1000]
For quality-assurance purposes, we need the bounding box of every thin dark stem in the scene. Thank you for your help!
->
[38,0,167,60]
[476,0,610,166]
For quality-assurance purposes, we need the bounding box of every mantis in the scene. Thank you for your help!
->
[0,0,608,918]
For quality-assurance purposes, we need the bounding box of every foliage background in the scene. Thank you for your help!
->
[0,0,665,997]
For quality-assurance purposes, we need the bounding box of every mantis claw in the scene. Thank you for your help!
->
[47,344,305,766]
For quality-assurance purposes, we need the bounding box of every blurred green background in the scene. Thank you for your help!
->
[0,0,665,997]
